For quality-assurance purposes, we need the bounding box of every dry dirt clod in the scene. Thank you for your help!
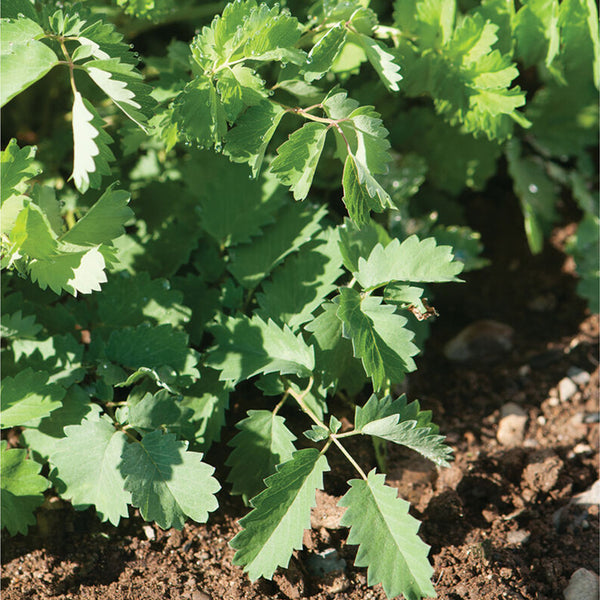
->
[563,568,599,600]
[497,403,528,447]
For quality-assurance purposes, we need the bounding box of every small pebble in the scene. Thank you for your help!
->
[497,403,528,447]
[506,529,530,545]
[567,366,591,387]
[142,525,156,541]
[558,377,578,402]
[563,568,599,600]
[570,443,593,457]
[572,480,600,507]
[444,320,514,363]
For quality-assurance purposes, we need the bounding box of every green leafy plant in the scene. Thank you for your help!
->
[1,1,597,598]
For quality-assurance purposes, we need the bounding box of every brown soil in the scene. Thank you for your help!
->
[2,190,599,600]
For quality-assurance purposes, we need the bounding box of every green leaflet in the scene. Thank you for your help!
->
[216,64,267,121]
[61,185,132,246]
[0,310,42,340]
[224,101,286,176]
[339,470,435,600]
[354,394,452,466]
[305,302,367,394]
[1,139,40,204]
[227,202,327,288]
[106,323,198,378]
[352,33,402,92]
[356,235,464,290]
[338,217,391,273]
[0,367,65,428]
[29,246,109,296]
[182,151,285,247]
[121,430,220,529]
[10,201,58,260]
[337,288,419,391]
[506,140,559,254]
[304,26,347,82]
[207,314,315,384]
[50,416,131,526]
[270,122,329,201]
[97,271,191,329]
[1,441,49,536]
[226,410,297,503]
[513,0,560,68]
[70,92,115,194]
[0,17,60,106]
[230,449,329,580]
[256,228,344,331]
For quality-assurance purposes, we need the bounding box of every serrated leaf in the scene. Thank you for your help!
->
[303,425,329,442]
[339,470,435,600]
[180,368,230,450]
[172,75,227,148]
[393,0,455,50]
[354,33,402,91]
[1,367,65,428]
[270,122,329,201]
[50,416,131,525]
[227,202,327,288]
[70,92,115,194]
[61,185,132,246]
[10,201,58,259]
[29,245,108,296]
[106,323,196,375]
[337,288,419,391]
[1,17,60,106]
[224,101,286,176]
[1,310,42,340]
[304,26,347,82]
[1,441,49,535]
[31,185,63,236]
[127,390,190,432]
[1,139,40,204]
[256,228,344,330]
[354,394,451,466]
[183,151,285,247]
[356,235,463,291]
[121,430,220,529]
[342,154,386,226]
[230,448,329,580]
[207,314,314,384]
[216,64,267,121]
[305,302,367,395]
[21,385,102,463]
[84,57,155,131]
[226,410,297,503]
[97,271,191,328]
[338,217,391,272]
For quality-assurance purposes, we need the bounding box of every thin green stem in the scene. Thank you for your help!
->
[331,436,367,480]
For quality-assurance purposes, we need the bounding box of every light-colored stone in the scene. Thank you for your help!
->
[142,524,156,540]
[497,403,528,447]
[558,377,578,402]
[572,480,600,507]
[444,320,514,362]
[506,529,530,545]
[568,366,591,387]
[564,568,599,600]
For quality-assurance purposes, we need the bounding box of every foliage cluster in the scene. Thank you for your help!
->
[1,1,598,598]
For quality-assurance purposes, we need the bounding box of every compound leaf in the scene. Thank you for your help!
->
[50,416,131,526]
[337,288,419,391]
[339,470,435,600]
[226,410,297,503]
[230,448,329,580]
[354,394,452,466]
[1,441,49,536]
[121,430,220,529]
[207,314,314,384]
[356,235,464,290]
[1,367,65,428]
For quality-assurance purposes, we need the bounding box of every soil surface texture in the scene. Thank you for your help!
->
[2,187,599,600]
